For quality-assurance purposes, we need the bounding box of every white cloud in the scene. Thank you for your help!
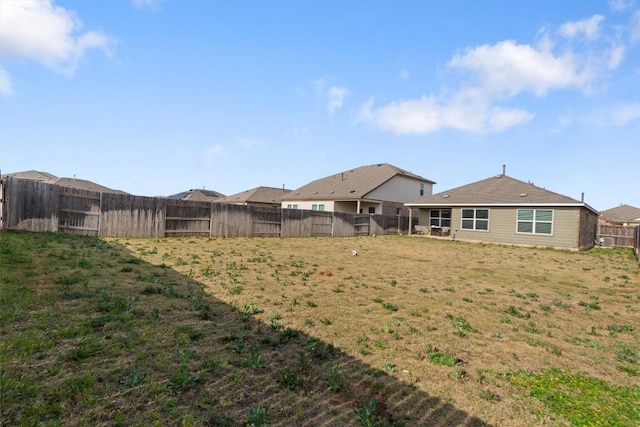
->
[631,11,640,43]
[132,0,164,10]
[0,0,111,77]
[359,93,533,135]
[608,0,635,11]
[559,15,605,40]
[313,79,350,114]
[0,67,12,96]
[611,103,640,125]
[448,40,590,98]
[607,44,626,68]
[327,86,349,114]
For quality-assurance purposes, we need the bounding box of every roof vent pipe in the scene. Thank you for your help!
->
[581,192,584,202]
[502,164,506,176]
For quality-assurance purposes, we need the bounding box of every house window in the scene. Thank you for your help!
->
[517,209,553,235]
[461,209,489,231]
[420,183,425,196]
[318,204,325,211]
[430,209,451,227]
[312,204,318,211]
[396,207,401,216]
[287,204,298,209]
[368,207,376,214]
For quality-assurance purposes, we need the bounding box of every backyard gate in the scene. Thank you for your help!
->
[354,214,370,236]
[58,189,100,236]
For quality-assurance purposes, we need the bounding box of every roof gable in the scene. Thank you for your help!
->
[50,177,129,194]
[601,204,640,223]
[4,170,58,181]
[281,163,434,201]
[215,186,292,204]
[167,189,225,201]
[407,174,595,211]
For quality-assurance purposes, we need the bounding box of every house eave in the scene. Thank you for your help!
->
[405,202,599,214]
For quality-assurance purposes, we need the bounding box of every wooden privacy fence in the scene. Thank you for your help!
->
[597,224,636,248]
[0,177,415,238]
[635,226,640,262]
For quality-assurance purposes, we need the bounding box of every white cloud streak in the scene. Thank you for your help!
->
[559,15,605,40]
[631,11,640,43]
[0,67,12,96]
[313,80,350,114]
[360,14,634,135]
[131,0,164,10]
[327,86,349,114]
[611,103,640,125]
[0,0,111,85]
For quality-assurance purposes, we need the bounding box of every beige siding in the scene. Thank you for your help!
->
[418,206,583,249]
[280,200,336,211]
[367,176,432,203]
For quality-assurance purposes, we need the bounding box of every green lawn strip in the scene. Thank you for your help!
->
[511,368,640,426]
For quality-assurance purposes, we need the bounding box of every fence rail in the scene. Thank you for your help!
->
[0,177,416,238]
[596,224,636,248]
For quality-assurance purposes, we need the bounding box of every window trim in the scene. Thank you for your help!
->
[460,208,489,231]
[516,209,554,235]
[429,209,451,228]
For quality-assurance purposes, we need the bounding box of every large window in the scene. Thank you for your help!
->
[287,204,298,209]
[517,209,553,234]
[312,204,325,211]
[420,183,425,196]
[429,209,451,227]
[461,209,489,231]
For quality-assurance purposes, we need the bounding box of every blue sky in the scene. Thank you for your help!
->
[1,0,639,210]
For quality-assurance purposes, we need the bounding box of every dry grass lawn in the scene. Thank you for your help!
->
[2,231,639,426]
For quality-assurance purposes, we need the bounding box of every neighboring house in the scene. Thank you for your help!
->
[2,170,128,194]
[405,170,599,251]
[166,189,225,202]
[214,186,292,209]
[2,170,58,181]
[280,163,435,215]
[47,177,129,195]
[599,204,640,226]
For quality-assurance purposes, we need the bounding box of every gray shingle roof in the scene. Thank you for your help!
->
[407,174,597,213]
[281,163,434,201]
[49,177,129,194]
[166,189,225,201]
[215,186,292,204]
[4,170,58,181]
[600,204,640,223]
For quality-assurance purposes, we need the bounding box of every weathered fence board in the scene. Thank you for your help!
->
[332,212,355,237]
[1,177,59,232]
[597,224,636,247]
[250,207,281,237]
[100,194,166,238]
[2,176,417,239]
[354,215,370,236]
[634,225,639,262]
[165,201,211,236]
[58,189,100,236]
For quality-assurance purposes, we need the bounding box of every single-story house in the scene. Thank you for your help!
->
[214,186,292,209]
[3,170,128,194]
[280,163,435,215]
[599,204,640,226]
[166,189,225,202]
[405,170,599,251]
